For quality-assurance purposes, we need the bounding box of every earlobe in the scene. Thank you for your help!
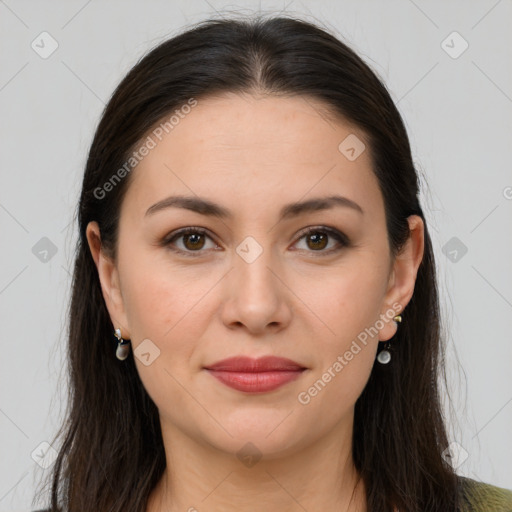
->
[85,221,130,338]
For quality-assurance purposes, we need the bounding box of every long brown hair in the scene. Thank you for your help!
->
[34,14,462,511]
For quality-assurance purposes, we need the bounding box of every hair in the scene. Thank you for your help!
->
[34,13,463,512]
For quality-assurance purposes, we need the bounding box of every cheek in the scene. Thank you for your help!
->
[119,248,203,340]
[119,261,208,411]
[296,348,375,434]
[122,271,176,340]
[296,260,385,400]
[119,252,224,378]
[297,274,381,416]
[306,260,387,342]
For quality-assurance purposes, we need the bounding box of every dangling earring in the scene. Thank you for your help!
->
[114,327,131,361]
[377,314,402,365]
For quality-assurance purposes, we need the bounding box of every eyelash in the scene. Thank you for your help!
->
[162,226,350,258]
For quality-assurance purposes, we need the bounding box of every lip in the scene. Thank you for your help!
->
[204,356,307,393]
[204,356,305,372]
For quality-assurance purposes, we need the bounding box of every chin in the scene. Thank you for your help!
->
[196,413,311,460]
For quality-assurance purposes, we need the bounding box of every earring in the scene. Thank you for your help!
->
[114,328,131,361]
[377,314,402,365]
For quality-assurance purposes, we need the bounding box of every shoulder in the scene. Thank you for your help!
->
[459,476,512,511]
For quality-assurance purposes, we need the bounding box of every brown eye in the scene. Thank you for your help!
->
[182,232,206,250]
[305,232,328,251]
[294,227,349,255]
[163,227,218,257]
[163,226,349,258]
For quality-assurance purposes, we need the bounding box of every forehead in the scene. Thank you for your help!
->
[122,92,383,222]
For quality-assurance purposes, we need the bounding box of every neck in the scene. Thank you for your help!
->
[146,417,367,512]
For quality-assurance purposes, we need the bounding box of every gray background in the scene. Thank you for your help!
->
[1,0,511,510]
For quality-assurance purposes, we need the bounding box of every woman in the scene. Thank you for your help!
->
[33,14,512,512]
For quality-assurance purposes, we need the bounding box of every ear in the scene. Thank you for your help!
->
[85,221,131,339]
[378,215,425,342]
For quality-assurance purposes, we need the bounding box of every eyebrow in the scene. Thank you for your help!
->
[144,194,364,220]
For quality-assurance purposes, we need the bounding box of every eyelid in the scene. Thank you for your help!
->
[295,225,349,245]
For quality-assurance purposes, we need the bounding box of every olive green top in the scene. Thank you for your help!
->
[460,476,512,511]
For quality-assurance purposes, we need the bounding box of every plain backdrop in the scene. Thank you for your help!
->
[1,0,511,510]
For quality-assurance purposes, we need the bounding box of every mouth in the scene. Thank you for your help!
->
[203,356,307,393]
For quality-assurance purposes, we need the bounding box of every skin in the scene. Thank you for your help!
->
[86,92,424,511]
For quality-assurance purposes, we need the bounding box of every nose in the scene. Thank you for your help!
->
[220,241,293,336]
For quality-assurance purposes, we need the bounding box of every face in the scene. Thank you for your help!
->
[87,92,423,459]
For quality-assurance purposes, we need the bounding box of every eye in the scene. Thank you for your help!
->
[292,226,349,255]
[163,227,219,257]
[162,226,350,257]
